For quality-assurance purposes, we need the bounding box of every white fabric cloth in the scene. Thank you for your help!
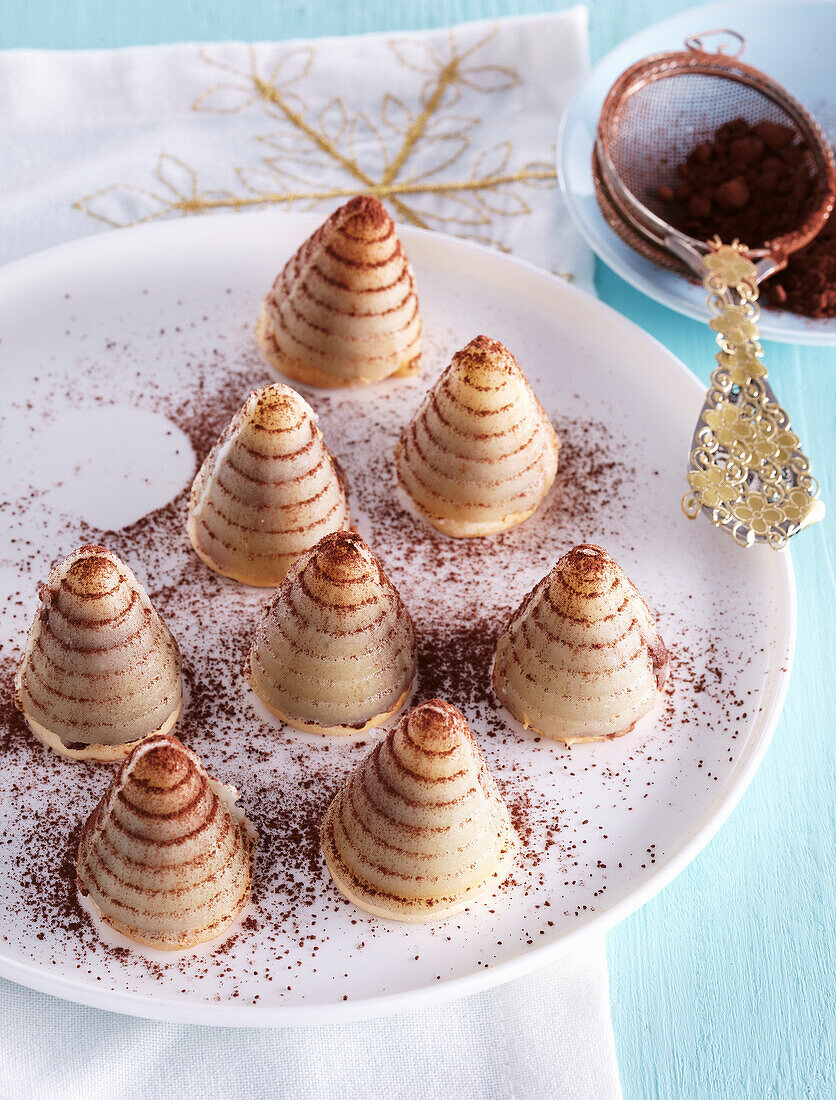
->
[0,10,619,1100]
[0,940,620,1100]
[0,10,594,291]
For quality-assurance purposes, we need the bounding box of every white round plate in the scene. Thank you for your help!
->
[559,0,836,345]
[0,212,794,1025]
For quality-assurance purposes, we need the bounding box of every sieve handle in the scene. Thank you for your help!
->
[664,235,785,284]
[683,29,745,59]
[681,240,824,548]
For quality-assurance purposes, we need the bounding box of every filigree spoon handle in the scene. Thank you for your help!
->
[681,240,824,549]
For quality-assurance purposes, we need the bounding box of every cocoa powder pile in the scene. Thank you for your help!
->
[657,117,836,319]
[769,210,836,318]
[658,118,813,247]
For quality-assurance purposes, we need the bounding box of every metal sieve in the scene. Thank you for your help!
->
[593,30,834,547]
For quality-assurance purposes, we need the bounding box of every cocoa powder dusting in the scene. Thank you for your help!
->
[0,284,768,1007]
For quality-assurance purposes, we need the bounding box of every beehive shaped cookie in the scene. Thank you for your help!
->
[395,335,559,537]
[77,734,255,950]
[248,531,416,734]
[187,383,349,586]
[493,544,669,744]
[321,699,516,921]
[14,545,182,762]
[256,195,421,387]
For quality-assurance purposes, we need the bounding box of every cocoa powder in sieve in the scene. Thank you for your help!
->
[658,117,836,319]
[658,118,813,249]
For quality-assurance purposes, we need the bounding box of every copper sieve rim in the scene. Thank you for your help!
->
[594,43,836,269]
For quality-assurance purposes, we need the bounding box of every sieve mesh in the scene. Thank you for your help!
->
[594,44,836,271]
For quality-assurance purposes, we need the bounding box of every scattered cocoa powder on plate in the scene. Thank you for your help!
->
[0,286,763,1004]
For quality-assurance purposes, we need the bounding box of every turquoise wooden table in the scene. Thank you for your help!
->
[3,2,833,1096]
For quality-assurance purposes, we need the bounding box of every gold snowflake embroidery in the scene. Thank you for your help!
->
[74,28,558,251]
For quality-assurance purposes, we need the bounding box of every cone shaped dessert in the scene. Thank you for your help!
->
[320,699,516,921]
[14,545,182,762]
[256,196,421,387]
[493,544,669,745]
[395,336,559,537]
[187,383,350,587]
[247,531,416,735]
[77,734,255,950]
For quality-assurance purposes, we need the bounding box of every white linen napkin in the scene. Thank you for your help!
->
[0,10,593,290]
[0,10,620,1099]
[0,938,620,1100]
